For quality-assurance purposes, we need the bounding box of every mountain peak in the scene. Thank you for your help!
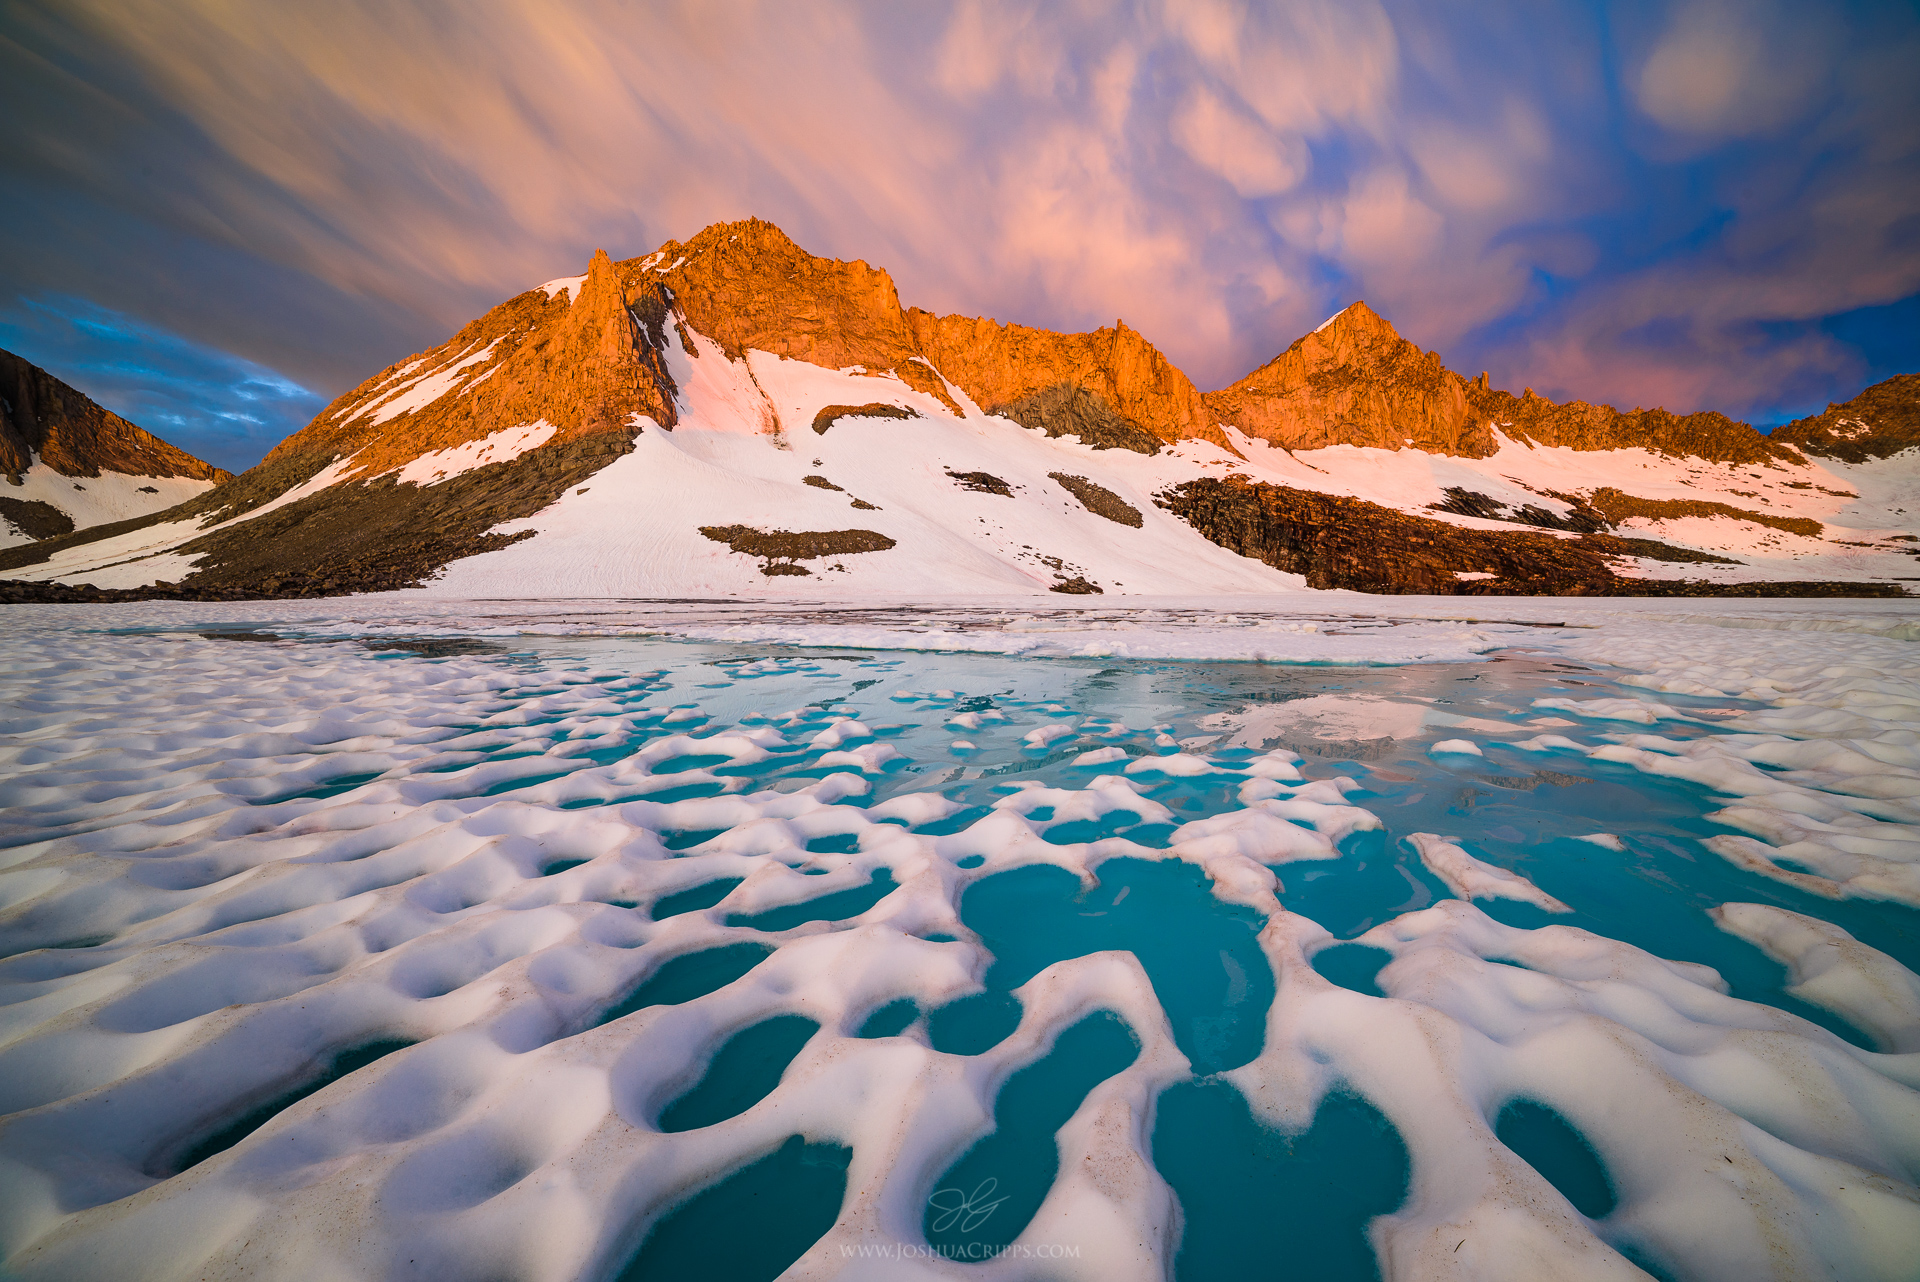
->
[0,348,227,484]
[0,346,228,548]
[3,219,1911,600]
[626,222,1226,449]
[1289,299,1406,357]
[1203,297,1798,465]
[1200,299,1471,453]
[1307,299,1393,340]
[654,218,865,292]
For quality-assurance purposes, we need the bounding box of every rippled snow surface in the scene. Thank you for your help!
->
[3,615,1918,1282]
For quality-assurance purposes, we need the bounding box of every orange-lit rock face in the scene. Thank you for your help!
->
[1465,384,1797,465]
[639,221,914,371]
[264,218,1821,497]
[1202,302,1478,455]
[0,348,228,482]
[906,310,1225,450]
[632,219,962,415]
[5,216,1910,602]
[1204,300,1805,464]
[248,216,1831,508]
[267,247,677,481]
[630,217,1220,444]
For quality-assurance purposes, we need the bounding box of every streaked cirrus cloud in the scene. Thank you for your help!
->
[1,0,1915,467]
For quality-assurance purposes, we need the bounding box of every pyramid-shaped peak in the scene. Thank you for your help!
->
[1300,300,1401,347]
[1212,297,1444,407]
[572,246,635,320]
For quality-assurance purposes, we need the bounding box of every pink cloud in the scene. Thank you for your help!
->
[5,0,1914,419]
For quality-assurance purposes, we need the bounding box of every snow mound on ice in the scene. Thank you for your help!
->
[1407,832,1571,912]
[1547,621,1920,907]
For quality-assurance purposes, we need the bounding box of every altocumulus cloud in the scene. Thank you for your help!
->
[1,0,1916,461]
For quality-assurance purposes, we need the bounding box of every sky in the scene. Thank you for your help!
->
[3,0,1917,473]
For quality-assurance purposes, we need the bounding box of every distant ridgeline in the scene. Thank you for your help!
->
[3,220,1914,600]
[0,348,229,552]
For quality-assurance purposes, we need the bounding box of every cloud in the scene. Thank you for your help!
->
[1634,0,1837,139]
[1163,0,1398,137]
[1172,88,1308,197]
[0,0,1914,461]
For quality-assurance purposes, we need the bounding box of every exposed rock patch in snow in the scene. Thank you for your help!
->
[0,464,213,550]
[420,339,1311,598]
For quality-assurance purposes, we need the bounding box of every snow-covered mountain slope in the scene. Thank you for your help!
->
[0,348,229,549]
[1,220,1912,599]
[0,462,213,552]
[428,334,1296,597]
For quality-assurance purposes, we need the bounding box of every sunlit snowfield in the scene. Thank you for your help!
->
[2,597,1918,1282]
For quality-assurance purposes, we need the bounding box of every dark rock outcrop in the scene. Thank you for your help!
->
[0,497,75,540]
[995,384,1163,455]
[1159,476,1621,593]
[946,471,1014,496]
[1771,374,1920,463]
[1,347,229,483]
[698,524,897,575]
[1583,488,1824,538]
[812,403,918,434]
[1049,473,1142,527]
[1155,477,1899,597]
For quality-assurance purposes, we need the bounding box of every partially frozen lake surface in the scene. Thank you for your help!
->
[2,594,1918,1281]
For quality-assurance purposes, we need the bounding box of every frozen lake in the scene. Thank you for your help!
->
[1,595,1917,1281]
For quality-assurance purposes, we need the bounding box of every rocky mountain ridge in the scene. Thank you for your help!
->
[1772,374,1920,463]
[1,349,228,484]
[0,348,229,548]
[1204,301,1801,464]
[636,220,1227,451]
[1,218,1913,599]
